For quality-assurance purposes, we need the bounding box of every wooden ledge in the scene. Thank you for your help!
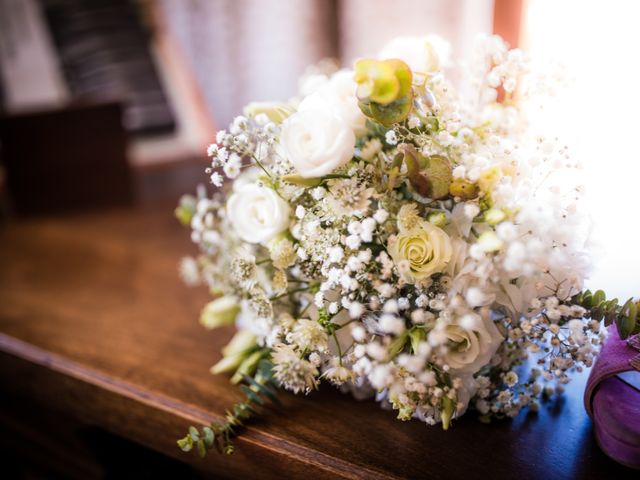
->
[0,207,633,479]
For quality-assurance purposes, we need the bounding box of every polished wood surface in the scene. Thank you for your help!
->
[0,206,635,479]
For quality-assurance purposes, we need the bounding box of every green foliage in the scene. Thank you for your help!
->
[177,359,280,458]
[573,289,640,339]
[397,144,452,200]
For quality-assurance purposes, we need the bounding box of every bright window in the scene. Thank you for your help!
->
[522,0,640,299]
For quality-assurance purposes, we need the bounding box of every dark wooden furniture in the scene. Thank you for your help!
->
[0,205,635,479]
[0,103,133,216]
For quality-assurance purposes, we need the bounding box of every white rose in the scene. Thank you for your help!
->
[298,70,367,137]
[280,108,355,178]
[227,183,290,244]
[439,312,503,374]
[378,35,451,74]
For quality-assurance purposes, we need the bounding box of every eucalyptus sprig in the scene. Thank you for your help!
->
[177,359,280,457]
[572,289,640,339]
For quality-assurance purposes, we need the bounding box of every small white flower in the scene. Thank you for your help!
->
[295,205,306,219]
[345,234,362,250]
[210,172,224,187]
[349,302,364,319]
[385,130,398,145]
[379,314,405,335]
[223,153,242,179]
[328,246,345,263]
[373,209,389,224]
[408,116,420,129]
[504,371,519,387]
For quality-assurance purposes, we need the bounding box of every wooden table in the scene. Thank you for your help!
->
[0,206,635,479]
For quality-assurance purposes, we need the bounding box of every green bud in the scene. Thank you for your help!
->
[281,173,323,187]
[477,231,503,252]
[484,208,506,225]
[354,59,411,105]
[441,396,455,431]
[427,212,447,228]
[243,101,294,124]
[222,330,257,357]
[200,296,240,330]
[230,349,265,384]
[210,352,247,376]
[449,179,479,200]
[211,330,258,375]
[175,195,197,226]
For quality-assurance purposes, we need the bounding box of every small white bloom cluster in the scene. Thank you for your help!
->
[179,35,607,428]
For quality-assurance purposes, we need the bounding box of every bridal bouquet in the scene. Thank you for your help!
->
[175,35,639,456]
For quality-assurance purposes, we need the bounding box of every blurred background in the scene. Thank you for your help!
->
[0,0,637,296]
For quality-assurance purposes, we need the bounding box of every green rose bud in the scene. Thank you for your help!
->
[484,208,506,225]
[243,101,294,124]
[200,296,241,330]
[210,330,257,375]
[428,211,447,228]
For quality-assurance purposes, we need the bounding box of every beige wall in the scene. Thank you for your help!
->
[160,0,495,126]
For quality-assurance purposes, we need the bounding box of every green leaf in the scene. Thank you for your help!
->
[240,385,265,405]
[592,290,606,307]
[202,427,215,448]
[177,435,193,452]
[196,439,207,458]
[387,332,408,360]
[189,426,200,442]
[231,349,265,384]
[408,328,426,354]
[242,374,281,406]
[617,299,637,339]
[422,155,452,200]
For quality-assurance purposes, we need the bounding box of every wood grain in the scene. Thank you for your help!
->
[0,206,635,479]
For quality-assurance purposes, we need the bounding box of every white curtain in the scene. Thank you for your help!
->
[159,0,494,126]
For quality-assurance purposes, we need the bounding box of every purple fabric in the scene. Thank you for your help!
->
[584,325,640,468]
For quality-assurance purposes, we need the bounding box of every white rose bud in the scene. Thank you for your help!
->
[280,108,355,178]
[227,183,291,244]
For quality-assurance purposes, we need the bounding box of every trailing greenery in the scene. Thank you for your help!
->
[572,289,640,339]
[177,359,280,457]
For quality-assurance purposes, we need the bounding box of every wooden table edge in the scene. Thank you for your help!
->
[0,332,397,480]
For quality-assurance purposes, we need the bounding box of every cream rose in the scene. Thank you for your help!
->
[298,70,367,137]
[227,183,290,244]
[439,313,503,374]
[280,108,355,178]
[387,220,452,283]
[378,35,451,74]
